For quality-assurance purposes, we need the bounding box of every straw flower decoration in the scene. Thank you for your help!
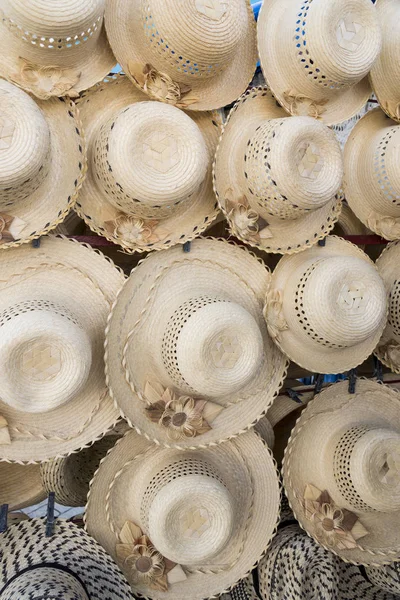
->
[224,188,272,242]
[0,213,19,244]
[128,62,198,109]
[283,91,329,119]
[14,58,81,99]
[105,215,161,245]
[367,212,400,241]
[377,339,400,368]
[263,288,289,342]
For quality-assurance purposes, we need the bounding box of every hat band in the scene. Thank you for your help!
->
[0,563,91,598]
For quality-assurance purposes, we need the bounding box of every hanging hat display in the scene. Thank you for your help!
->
[375,241,400,373]
[0,463,46,511]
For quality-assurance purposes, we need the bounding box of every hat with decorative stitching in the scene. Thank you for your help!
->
[0,463,46,511]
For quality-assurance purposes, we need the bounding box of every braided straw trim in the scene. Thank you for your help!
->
[283,377,400,566]
[104,236,288,450]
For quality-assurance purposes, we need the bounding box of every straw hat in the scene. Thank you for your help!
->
[264,236,387,374]
[0,0,115,99]
[375,241,400,373]
[254,417,275,449]
[283,378,400,566]
[0,518,133,599]
[333,201,370,238]
[0,79,86,249]
[344,108,400,241]
[40,422,130,507]
[366,563,400,596]
[219,575,259,600]
[331,101,376,149]
[0,463,46,510]
[105,237,288,449]
[258,523,399,600]
[0,235,124,463]
[213,87,343,255]
[104,0,257,111]
[257,0,382,126]
[75,75,221,253]
[85,428,281,600]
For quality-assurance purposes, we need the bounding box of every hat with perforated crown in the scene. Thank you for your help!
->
[283,378,400,566]
[257,0,382,126]
[263,235,387,373]
[0,0,116,100]
[75,74,221,253]
[213,87,344,255]
[85,427,281,600]
[104,0,257,111]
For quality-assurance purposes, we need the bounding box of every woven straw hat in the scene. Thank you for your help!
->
[264,236,387,374]
[0,463,46,510]
[258,523,398,600]
[0,79,86,249]
[213,87,343,255]
[85,428,280,600]
[219,575,259,600]
[375,241,400,373]
[366,563,400,596]
[104,0,257,111]
[333,201,370,238]
[75,75,221,253]
[257,0,381,126]
[0,0,115,99]
[0,518,133,599]
[344,108,400,241]
[0,235,124,463]
[283,378,400,566]
[105,237,288,449]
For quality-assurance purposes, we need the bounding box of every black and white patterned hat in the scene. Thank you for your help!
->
[0,518,134,599]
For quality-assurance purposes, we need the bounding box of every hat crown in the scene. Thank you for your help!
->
[0,80,50,207]
[0,566,89,600]
[244,117,342,220]
[388,279,400,343]
[93,101,208,219]
[141,0,247,80]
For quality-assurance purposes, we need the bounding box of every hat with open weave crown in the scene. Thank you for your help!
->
[0,0,116,99]
[344,108,400,241]
[264,236,387,374]
[104,0,257,111]
[213,87,344,254]
[0,79,86,249]
[105,237,288,449]
[0,462,46,510]
[283,378,400,566]
[75,75,221,253]
[0,235,124,463]
[85,428,281,600]
[257,0,382,126]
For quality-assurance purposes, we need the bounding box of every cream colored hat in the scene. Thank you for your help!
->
[105,237,288,449]
[264,236,387,374]
[75,75,221,253]
[0,463,46,510]
[344,108,400,241]
[0,0,115,99]
[0,235,124,463]
[213,87,343,255]
[283,378,400,566]
[375,241,400,373]
[85,428,281,600]
[333,201,371,238]
[0,79,85,249]
[104,0,257,111]
[257,0,382,126]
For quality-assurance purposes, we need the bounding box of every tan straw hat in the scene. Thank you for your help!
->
[283,378,400,566]
[0,0,116,99]
[75,75,221,253]
[0,235,125,463]
[333,201,371,238]
[344,108,400,241]
[85,428,281,600]
[0,463,46,510]
[213,87,343,254]
[375,241,400,373]
[264,236,387,374]
[257,0,382,126]
[0,79,86,249]
[105,237,288,449]
[104,0,257,111]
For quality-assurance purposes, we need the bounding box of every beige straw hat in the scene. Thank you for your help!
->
[0,0,115,99]
[105,237,288,449]
[213,87,343,255]
[344,108,400,241]
[0,463,46,510]
[333,201,371,238]
[0,79,86,249]
[104,0,257,111]
[283,378,400,566]
[257,0,382,126]
[375,241,400,373]
[85,428,281,600]
[75,74,221,253]
[264,236,388,374]
[0,235,125,463]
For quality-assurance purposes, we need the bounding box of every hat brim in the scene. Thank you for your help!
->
[375,241,400,373]
[0,463,46,511]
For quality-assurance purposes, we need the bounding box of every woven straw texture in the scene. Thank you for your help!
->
[0,463,46,511]
[219,575,258,600]
[375,241,400,373]
[366,563,400,596]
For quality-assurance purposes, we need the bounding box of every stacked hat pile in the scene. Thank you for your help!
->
[0,0,400,599]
